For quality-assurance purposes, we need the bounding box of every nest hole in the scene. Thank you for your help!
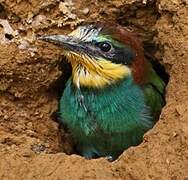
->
[48,44,169,160]
[48,2,169,159]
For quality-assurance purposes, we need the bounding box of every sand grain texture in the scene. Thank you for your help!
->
[0,0,187,179]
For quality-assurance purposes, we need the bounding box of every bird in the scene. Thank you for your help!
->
[39,22,165,160]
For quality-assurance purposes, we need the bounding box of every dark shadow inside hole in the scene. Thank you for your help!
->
[52,59,72,98]
[49,58,76,154]
[50,58,72,123]
[144,42,169,84]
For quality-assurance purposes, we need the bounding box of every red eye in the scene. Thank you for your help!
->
[98,42,112,52]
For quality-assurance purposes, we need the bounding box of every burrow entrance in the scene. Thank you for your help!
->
[0,0,169,160]
[49,1,169,158]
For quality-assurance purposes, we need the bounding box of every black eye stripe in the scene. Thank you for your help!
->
[98,45,135,65]
[89,40,135,65]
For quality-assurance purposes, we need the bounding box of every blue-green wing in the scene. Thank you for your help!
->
[143,66,165,120]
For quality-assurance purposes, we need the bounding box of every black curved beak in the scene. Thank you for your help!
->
[38,35,82,52]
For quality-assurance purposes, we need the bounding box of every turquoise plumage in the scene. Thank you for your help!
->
[60,71,164,159]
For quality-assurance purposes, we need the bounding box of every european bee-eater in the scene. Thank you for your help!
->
[39,22,165,160]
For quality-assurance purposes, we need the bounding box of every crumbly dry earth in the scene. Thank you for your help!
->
[0,0,187,179]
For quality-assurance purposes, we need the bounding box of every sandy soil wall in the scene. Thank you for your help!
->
[0,0,187,179]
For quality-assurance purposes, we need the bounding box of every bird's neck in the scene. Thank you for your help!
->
[71,60,131,89]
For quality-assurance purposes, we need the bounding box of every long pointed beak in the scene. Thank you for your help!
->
[38,35,81,52]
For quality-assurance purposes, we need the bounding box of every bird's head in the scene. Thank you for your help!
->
[39,22,147,89]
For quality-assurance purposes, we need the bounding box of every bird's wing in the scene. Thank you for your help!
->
[143,66,166,120]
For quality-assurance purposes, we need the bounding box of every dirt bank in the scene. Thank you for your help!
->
[0,0,187,179]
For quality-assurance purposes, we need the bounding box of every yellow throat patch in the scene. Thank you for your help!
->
[64,51,131,88]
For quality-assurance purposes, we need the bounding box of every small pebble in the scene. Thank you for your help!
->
[18,40,30,50]
[82,8,89,15]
